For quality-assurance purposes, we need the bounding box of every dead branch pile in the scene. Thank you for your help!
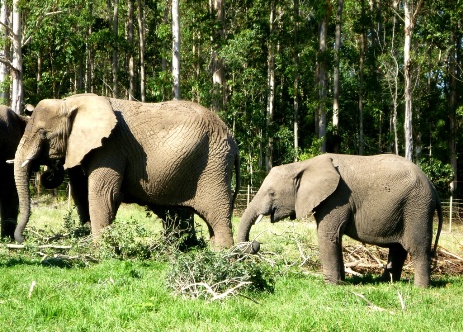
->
[342,244,463,277]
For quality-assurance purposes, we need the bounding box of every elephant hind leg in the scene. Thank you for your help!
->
[380,244,408,283]
[409,246,432,288]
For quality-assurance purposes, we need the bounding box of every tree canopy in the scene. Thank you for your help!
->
[0,0,461,197]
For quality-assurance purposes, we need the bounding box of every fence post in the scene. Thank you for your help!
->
[247,185,250,205]
[449,194,453,233]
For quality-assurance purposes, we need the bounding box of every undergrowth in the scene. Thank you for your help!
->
[1,207,278,301]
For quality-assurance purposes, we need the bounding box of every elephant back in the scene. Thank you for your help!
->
[0,106,27,160]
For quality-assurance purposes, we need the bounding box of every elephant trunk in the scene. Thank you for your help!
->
[14,147,33,244]
[237,203,262,254]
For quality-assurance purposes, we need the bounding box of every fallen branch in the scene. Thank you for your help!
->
[181,280,252,301]
[351,291,394,314]
[211,281,252,301]
[438,248,463,261]
[345,267,363,277]
[6,244,72,250]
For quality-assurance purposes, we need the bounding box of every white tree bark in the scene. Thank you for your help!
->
[211,0,225,111]
[403,0,423,161]
[127,0,134,100]
[172,0,181,100]
[293,0,300,161]
[112,0,119,98]
[136,0,146,101]
[265,0,275,172]
[332,0,344,135]
[11,0,22,113]
[0,1,9,104]
[318,15,328,153]
[403,1,413,160]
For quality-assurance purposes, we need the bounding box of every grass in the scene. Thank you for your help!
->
[1,197,463,331]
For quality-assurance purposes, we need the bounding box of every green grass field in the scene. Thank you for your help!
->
[1,198,462,332]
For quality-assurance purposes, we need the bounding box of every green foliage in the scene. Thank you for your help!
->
[2,0,463,199]
[100,219,158,259]
[298,137,324,161]
[419,158,454,198]
[167,249,275,300]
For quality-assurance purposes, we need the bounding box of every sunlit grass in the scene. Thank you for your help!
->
[1,200,462,331]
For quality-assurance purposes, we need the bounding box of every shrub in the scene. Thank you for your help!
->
[167,249,276,300]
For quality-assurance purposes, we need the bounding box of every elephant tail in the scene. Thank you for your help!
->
[232,152,241,211]
[431,198,443,258]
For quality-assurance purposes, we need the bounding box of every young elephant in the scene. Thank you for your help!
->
[238,153,443,287]
[0,106,28,239]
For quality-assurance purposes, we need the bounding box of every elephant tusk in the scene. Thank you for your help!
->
[21,159,31,168]
[6,159,14,164]
[255,214,264,224]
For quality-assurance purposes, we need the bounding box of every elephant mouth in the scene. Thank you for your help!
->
[270,209,296,223]
[270,208,276,223]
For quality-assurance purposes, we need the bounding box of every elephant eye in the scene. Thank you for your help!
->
[38,129,48,139]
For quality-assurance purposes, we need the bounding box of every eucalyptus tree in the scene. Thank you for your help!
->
[172,0,180,100]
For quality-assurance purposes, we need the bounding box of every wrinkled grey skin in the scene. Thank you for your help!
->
[14,94,239,249]
[238,154,443,287]
[0,106,28,239]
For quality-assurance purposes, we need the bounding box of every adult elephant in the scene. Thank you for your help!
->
[0,106,28,239]
[238,153,443,287]
[14,94,240,249]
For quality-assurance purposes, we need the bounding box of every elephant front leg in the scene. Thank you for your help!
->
[317,223,346,284]
[68,167,90,225]
[87,167,123,239]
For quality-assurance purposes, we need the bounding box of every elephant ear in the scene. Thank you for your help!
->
[294,155,340,219]
[64,95,117,169]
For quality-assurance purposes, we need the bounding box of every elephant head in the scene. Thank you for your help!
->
[237,155,340,253]
[14,94,117,243]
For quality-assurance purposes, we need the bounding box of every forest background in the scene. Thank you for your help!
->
[0,0,461,199]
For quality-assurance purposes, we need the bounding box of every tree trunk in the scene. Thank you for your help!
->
[266,0,276,172]
[85,3,93,93]
[358,0,366,155]
[136,0,145,101]
[11,0,23,113]
[211,0,226,112]
[403,0,423,161]
[332,0,344,136]
[449,30,458,195]
[127,0,135,100]
[293,0,300,161]
[112,0,119,98]
[0,2,9,104]
[403,1,413,160]
[390,0,399,154]
[172,0,180,100]
[317,12,328,153]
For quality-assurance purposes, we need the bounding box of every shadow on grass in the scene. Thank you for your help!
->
[344,273,451,288]
[0,255,89,269]
[0,256,42,268]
